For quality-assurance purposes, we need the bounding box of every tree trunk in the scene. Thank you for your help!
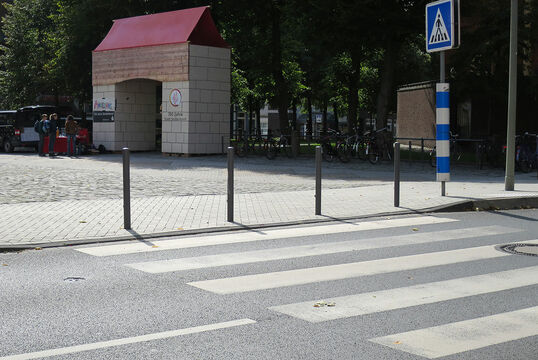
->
[333,102,339,132]
[292,101,297,131]
[347,52,361,135]
[248,95,254,136]
[376,38,400,131]
[307,94,313,141]
[322,101,328,134]
[255,106,261,136]
[270,0,289,132]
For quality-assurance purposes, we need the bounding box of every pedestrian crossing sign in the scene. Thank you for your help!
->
[426,0,460,52]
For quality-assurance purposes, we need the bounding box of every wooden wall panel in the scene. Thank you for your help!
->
[92,43,189,85]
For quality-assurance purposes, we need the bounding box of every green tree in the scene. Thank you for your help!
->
[0,0,58,108]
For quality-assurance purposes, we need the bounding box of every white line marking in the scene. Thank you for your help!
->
[369,307,538,359]
[0,319,256,360]
[126,226,518,273]
[76,216,458,256]
[188,240,538,294]
[270,266,538,322]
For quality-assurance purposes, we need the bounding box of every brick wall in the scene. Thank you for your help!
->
[92,43,189,86]
[93,43,231,154]
[161,44,231,154]
[396,84,436,147]
[92,79,159,151]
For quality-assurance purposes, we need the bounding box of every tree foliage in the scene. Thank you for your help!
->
[0,0,536,134]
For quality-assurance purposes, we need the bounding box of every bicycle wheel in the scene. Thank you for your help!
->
[322,144,334,162]
[266,141,277,160]
[429,149,436,167]
[282,139,292,158]
[337,143,351,163]
[517,159,531,173]
[367,145,379,164]
[235,142,246,158]
[356,143,367,160]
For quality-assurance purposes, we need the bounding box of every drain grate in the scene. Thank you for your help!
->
[498,244,538,257]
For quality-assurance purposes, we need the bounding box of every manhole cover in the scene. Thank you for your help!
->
[498,244,538,257]
[64,277,86,282]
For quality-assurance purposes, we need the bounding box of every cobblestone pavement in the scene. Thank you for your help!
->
[0,152,536,247]
[0,152,426,204]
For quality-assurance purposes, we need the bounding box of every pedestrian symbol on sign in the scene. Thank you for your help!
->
[429,9,449,45]
[425,0,459,53]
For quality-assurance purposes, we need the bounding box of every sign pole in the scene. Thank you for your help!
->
[504,0,518,191]
[440,51,446,196]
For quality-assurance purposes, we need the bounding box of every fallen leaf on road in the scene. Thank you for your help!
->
[2,264,8,266]
[152,245,159,248]
[314,301,327,308]
[177,227,184,230]
[327,302,336,307]
[412,228,419,231]
[79,220,87,223]
[394,341,401,344]
[34,247,42,250]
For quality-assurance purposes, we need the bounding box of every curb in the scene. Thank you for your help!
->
[2,196,537,251]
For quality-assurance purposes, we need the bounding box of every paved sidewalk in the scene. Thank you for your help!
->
[0,153,536,248]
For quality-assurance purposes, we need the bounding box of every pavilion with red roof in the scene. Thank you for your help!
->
[92,6,231,154]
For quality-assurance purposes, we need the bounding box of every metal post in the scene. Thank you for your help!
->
[409,140,412,160]
[227,147,234,222]
[394,142,400,207]
[505,0,518,191]
[440,51,446,196]
[315,146,322,215]
[122,147,131,230]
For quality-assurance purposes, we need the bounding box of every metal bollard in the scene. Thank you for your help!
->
[122,147,131,230]
[394,142,400,207]
[227,147,234,222]
[408,140,412,161]
[315,146,322,215]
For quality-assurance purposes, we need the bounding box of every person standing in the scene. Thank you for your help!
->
[65,115,78,157]
[48,113,58,156]
[37,114,48,156]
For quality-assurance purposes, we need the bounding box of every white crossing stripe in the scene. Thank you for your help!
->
[0,319,256,360]
[126,226,518,273]
[75,216,458,256]
[369,307,538,359]
[188,240,538,294]
[270,266,538,322]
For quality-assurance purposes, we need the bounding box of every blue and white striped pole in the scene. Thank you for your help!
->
[436,83,450,194]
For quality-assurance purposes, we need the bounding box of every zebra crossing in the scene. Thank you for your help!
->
[76,214,538,359]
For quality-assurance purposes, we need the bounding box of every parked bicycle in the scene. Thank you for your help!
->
[266,132,292,160]
[515,132,538,173]
[365,128,393,164]
[429,132,463,167]
[319,129,350,163]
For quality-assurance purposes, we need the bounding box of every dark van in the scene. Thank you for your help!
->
[0,110,17,152]
[0,105,66,152]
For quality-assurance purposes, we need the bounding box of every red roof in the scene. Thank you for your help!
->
[94,6,229,52]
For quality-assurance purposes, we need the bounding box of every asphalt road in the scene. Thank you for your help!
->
[1,209,537,359]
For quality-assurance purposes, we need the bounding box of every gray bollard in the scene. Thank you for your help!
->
[227,146,234,222]
[315,146,322,215]
[394,142,400,207]
[122,147,131,230]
